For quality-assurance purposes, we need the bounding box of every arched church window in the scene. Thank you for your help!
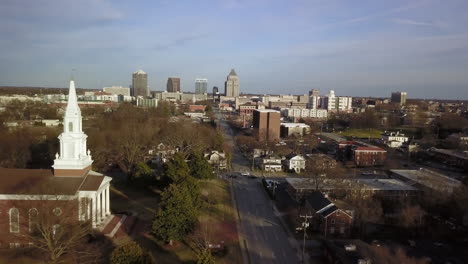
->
[29,208,38,233]
[68,122,73,132]
[9,208,19,233]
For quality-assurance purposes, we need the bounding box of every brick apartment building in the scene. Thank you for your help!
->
[353,147,387,167]
[252,109,281,141]
[337,142,387,167]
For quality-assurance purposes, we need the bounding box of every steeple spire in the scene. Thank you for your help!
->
[65,80,80,116]
[53,79,93,177]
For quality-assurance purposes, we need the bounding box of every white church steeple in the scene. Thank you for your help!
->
[53,80,93,176]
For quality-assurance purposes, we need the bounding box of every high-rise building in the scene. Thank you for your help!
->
[252,109,281,141]
[167,77,181,92]
[308,96,320,109]
[195,79,208,94]
[224,69,239,97]
[321,90,352,112]
[326,90,336,111]
[391,92,407,105]
[309,89,320,97]
[132,70,149,97]
[213,86,219,95]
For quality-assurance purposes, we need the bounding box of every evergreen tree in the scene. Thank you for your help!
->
[133,162,153,181]
[189,152,214,180]
[164,152,190,184]
[152,184,198,245]
[179,175,202,210]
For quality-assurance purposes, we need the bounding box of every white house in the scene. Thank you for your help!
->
[285,154,306,173]
[204,151,227,170]
[381,131,409,148]
[261,155,283,172]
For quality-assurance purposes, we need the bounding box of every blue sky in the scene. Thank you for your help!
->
[0,0,467,99]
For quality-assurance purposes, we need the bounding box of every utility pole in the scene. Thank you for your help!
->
[300,214,313,264]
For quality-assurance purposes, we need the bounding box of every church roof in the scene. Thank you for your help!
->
[0,168,104,196]
[80,173,105,191]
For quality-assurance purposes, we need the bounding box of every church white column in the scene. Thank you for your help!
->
[78,198,82,221]
[87,198,91,221]
[101,190,105,220]
[96,192,101,224]
[106,185,110,215]
[92,196,97,228]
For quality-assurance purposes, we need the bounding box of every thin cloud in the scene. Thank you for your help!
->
[393,18,434,26]
[154,34,209,51]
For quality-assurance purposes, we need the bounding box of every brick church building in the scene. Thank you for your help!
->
[0,80,112,248]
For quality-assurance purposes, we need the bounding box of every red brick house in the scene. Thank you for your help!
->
[353,147,387,167]
[305,192,353,237]
[0,80,112,248]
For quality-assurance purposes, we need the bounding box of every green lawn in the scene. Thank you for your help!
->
[110,179,241,264]
[336,128,383,139]
[197,179,241,264]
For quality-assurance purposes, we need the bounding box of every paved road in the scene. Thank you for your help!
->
[218,112,301,264]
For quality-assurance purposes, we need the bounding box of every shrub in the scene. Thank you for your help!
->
[110,241,144,264]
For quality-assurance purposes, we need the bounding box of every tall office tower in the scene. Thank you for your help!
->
[224,69,239,97]
[167,77,181,92]
[252,109,281,142]
[308,96,320,109]
[326,90,336,110]
[391,92,407,105]
[213,86,219,95]
[132,70,149,97]
[195,79,208,94]
[309,89,320,97]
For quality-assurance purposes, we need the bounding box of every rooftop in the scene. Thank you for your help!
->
[0,168,105,195]
[431,148,468,160]
[281,122,310,128]
[354,147,386,152]
[390,168,461,193]
[255,109,280,113]
[286,177,418,192]
[228,69,237,76]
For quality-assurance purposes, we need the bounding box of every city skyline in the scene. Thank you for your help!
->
[1,0,468,99]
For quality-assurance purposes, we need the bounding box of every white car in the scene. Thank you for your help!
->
[241,171,250,176]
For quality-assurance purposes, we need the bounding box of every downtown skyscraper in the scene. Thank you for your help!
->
[132,69,149,97]
[167,77,181,92]
[224,69,239,97]
[195,79,208,94]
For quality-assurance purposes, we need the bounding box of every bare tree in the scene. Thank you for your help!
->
[399,203,426,229]
[304,155,342,191]
[362,245,430,264]
[15,196,99,264]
